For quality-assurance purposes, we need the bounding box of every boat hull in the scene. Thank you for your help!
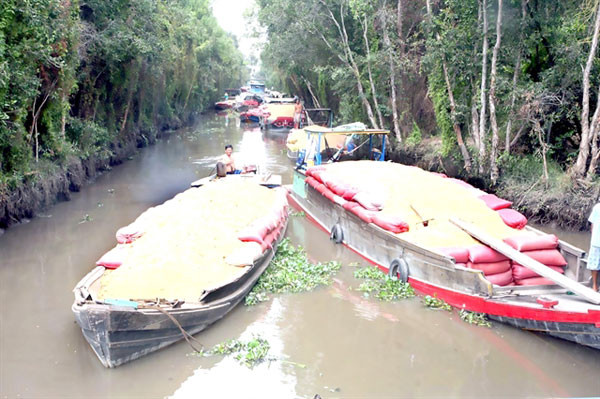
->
[287,173,600,350]
[73,224,286,367]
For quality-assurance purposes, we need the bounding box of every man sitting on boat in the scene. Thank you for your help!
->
[216,144,257,177]
[293,98,303,129]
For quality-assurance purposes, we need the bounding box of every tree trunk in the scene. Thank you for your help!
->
[301,76,321,108]
[471,93,480,149]
[572,0,600,178]
[382,7,401,142]
[478,0,489,175]
[443,63,472,172]
[585,83,600,178]
[489,0,502,185]
[505,0,528,153]
[317,0,379,128]
[426,0,471,171]
[397,0,405,60]
[362,15,384,129]
[534,118,549,186]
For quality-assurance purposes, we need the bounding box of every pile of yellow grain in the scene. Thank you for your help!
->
[322,161,519,248]
[97,178,280,302]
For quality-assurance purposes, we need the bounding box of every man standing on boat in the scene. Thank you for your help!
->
[588,203,600,291]
[293,98,303,129]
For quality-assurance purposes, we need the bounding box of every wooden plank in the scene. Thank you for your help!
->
[450,218,600,305]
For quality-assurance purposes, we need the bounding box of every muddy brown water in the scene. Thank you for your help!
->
[1,114,599,398]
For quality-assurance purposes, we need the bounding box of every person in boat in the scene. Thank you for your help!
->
[293,98,303,129]
[588,202,600,291]
[216,144,256,177]
[216,144,239,177]
[224,92,229,101]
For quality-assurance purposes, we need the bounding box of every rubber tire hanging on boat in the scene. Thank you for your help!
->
[389,258,409,283]
[330,224,343,244]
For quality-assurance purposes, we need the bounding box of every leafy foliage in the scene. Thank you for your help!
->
[459,309,492,327]
[0,0,247,189]
[203,336,271,368]
[422,295,452,311]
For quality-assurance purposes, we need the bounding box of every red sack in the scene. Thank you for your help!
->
[512,264,564,280]
[469,244,509,263]
[342,201,359,211]
[519,249,567,266]
[514,277,556,286]
[305,176,318,188]
[478,194,513,211]
[325,180,350,197]
[306,166,326,178]
[238,231,265,246]
[371,213,409,234]
[497,208,528,229]
[430,172,447,178]
[485,269,514,286]
[323,188,336,202]
[315,183,328,195]
[448,178,475,191]
[467,260,511,275]
[332,195,347,206]
[353,191,384,211]
[96,246,127,269]
[116,223,144,244]
[342,187,360,201]
[437,247,470,263]
[349,205,375,223]
[503,233,558,252]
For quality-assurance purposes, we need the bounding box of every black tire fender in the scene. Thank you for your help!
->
[388,257,409,283]
[330,224,343,244]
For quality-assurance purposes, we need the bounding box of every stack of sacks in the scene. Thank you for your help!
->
[467,245,513,286]
[496,208,528,230]
[305,167,409,233]
[96,179,286,302]
[237,188,289,252]
[504,233,566,285]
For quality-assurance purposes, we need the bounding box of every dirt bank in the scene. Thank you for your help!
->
[0,121,182,231]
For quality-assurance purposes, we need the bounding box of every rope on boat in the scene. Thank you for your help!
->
[139,303,204,353]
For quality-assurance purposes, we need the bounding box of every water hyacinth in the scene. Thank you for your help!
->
[202,336,271,368]
[459,309,492,327]
[422,295,453,311]
[245,238,341,305]
[353,267,415,301]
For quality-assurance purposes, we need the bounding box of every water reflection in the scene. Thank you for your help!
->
[171,299,298,399]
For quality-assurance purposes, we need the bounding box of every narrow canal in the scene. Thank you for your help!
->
[1,114,599,398]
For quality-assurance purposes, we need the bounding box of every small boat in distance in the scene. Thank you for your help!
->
[72,178,288,367]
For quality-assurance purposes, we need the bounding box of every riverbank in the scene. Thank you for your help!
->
[388,138,597,232]
[1,127,595,232]
[0,121,183,231]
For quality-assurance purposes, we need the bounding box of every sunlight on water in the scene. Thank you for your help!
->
[170,299,298,399]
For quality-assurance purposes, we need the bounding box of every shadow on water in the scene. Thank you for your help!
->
[0,114,599,398]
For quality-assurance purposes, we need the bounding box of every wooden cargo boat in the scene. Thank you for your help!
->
[73,179,289,367]
[287,129,600,350]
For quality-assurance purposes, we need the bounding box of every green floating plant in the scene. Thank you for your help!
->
[246,238,341,306]
[459,309,492,327]
[422,295,452,311]
[353,267,415,301]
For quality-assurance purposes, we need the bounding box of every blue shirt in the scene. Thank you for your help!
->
[589,203,600,247]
